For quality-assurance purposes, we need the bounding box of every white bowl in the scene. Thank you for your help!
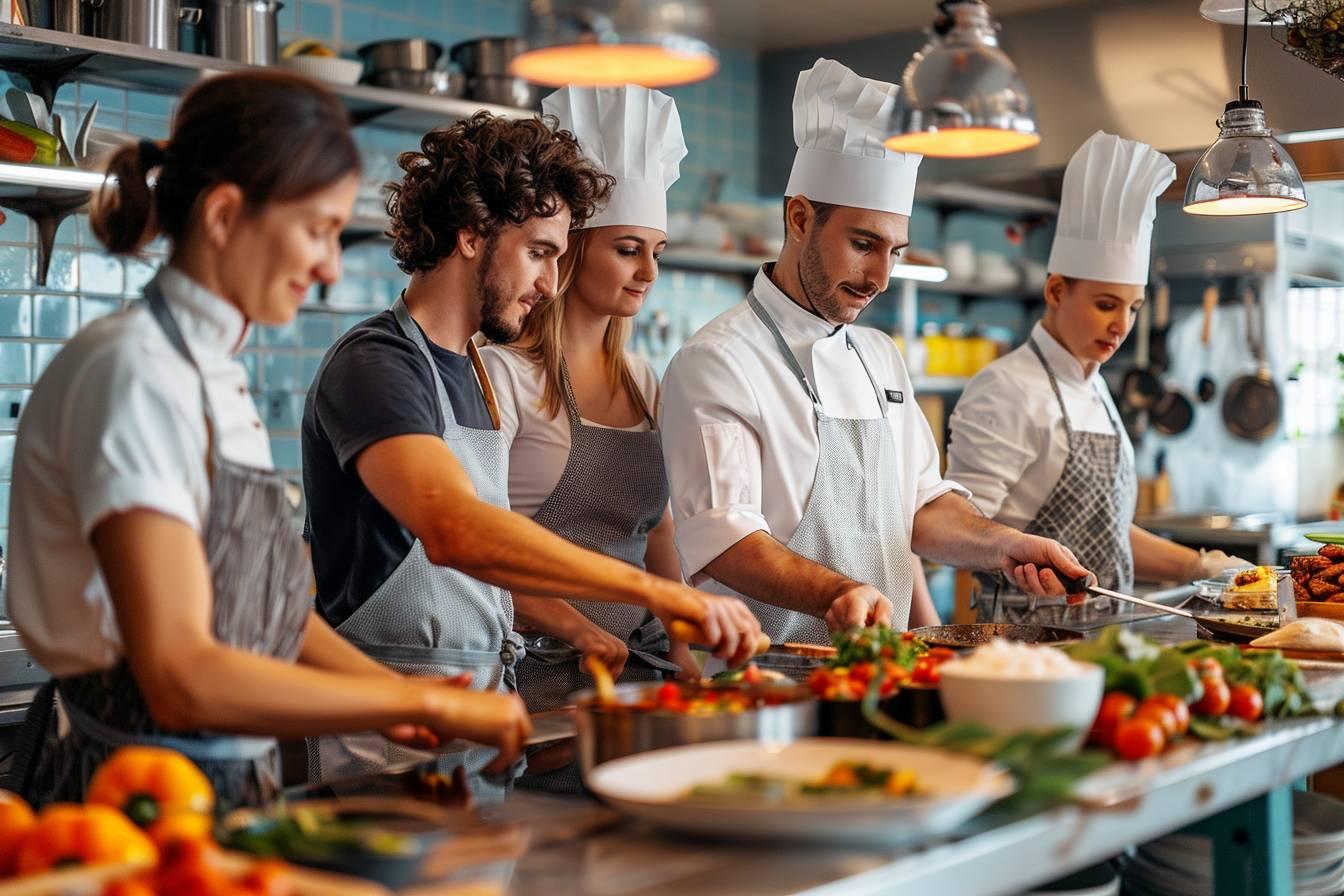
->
[281,56,365,86]
[938,660,1103,751]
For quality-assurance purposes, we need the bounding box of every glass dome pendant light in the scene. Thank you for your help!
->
[509,0,719,88]
[885,0,1040,158]
[1183,0,1307,215]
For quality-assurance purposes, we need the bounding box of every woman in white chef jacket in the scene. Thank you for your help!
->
[480,85,697,728]
[6,71,530,810]
[948,132,1247,623]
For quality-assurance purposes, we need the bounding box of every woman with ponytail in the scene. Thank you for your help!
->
[8,71,530,810]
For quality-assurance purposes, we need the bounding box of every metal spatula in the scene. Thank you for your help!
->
[1057,573,1274,642]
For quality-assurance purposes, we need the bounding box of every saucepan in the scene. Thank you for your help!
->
[909,623,1085,649]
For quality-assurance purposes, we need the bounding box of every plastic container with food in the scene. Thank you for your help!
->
[1196,565,1286,610]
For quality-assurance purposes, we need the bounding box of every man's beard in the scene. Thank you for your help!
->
[475,237,522,344]
[799,234,877,325]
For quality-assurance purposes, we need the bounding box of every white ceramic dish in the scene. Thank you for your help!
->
[585,738,1014,848]
[281,56,365,86]
[938,660,1103,751]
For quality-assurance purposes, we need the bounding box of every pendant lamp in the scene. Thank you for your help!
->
[1183,0,1306,215]
[885,0,1040,158]
[510,0,718,88]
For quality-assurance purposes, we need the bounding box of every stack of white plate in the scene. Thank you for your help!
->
[1121,791,1344,896]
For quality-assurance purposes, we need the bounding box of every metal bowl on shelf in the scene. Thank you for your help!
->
[572,681,817,779]
[357,38,444,73]
[467,75,541,109]
[368,68,465,97]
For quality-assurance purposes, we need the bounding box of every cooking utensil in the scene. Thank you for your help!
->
[84,0,203,52]
[206,0,283,66]
[572,680,818,776]
[908,623,1083,648]
[1222,279,1281,441]
[466,75,541,109]
[1149,277,1172,373]
[1055,574,1273,641]
[1120,299,1161,411]
[1197,280,1219,403]
[358,38,444,73]
[5,88,49,134]
[51,113,73,167]
[448,36,527,77]
[368,68,464,97]
[1146,280,1196,436]
[665,619,771,659]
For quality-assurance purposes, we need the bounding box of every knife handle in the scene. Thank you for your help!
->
[667,620,771,658]
[1050,570,1092,597]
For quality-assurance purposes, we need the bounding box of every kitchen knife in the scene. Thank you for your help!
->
[1055,573,1277,641]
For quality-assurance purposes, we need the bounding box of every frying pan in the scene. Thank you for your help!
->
[1222,281,1281,441]
[1120,298,1162,411]
[1148,282,1196,436]
[908,623,1084,649]
[1197,281,1219,403]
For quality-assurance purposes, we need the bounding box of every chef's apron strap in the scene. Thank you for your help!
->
[11,679,56,802]
[61,688,276,762]
[500,631,525,692]
[628,613,682,674]
[143,277,224,462]
[353,642,516,668]
[556,358,586,429]
[1027,338,1076,439]
[845,331,891,418]
[391,295,454,413]
[747,293,823,410]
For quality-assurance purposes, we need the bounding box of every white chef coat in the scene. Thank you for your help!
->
[661,266,967,585]
[947,321,1135,531]
[479,345,660,519]
[8,266,271,677]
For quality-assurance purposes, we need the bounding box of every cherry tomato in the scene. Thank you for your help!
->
[740,664,763,686]
[911,657,941,685]
[1146,693,1191,736]
[1090,692,1137,748]
[1228,684,1264,722]
[1113,716,1166,760]
[926,647,958,665]
[1192,657,1225,680]
[655,682,681,706]
[901,631,916,642]
[1192,676,1231,717]
[1135,701,1179,740]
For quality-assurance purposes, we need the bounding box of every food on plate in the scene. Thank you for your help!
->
[282,38,338,58]
[1222,565,1282,609]
[1292,546,1344,602]
[1250,617,1344,652]
[579,674,809,716]
[942,638,1094,679]
[806,626,948,701]
[684,760,923,802]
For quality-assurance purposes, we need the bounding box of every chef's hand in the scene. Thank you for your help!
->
[1001,534,1091,597]
[426,688,532,776]
[824,582,893,631]
[1188,549,1253,580]
[572,623,629,679]
[667,639,702,681]
[382,672,475,749]
[653,584,764,669]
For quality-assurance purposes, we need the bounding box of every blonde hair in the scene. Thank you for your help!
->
[512,228,653,421]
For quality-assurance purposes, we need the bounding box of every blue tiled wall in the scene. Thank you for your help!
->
[0,1,760,549]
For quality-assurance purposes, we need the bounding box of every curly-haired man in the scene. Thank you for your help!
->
[300,112,763,786]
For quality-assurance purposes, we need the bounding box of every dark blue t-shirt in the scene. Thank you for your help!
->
[302,309,493,627]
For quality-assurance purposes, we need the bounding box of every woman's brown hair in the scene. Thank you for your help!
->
[386,111,614,274]
[92,71,361,255]
[510,228,652,422]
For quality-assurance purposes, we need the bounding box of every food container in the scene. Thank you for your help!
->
[368,68,465,97]
[206,0,282,65]
[467,75,541,109]
[817,684,944,739]
[449,35,527,77]
[573,681,817,777]
[358,38,443,76]
[83,0,203,52]
[280,55,364,86]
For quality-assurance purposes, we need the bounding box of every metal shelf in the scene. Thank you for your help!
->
[0,23,533,130]
[0,160,102,286]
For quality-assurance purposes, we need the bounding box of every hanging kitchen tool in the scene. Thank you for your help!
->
[1120,294,1161,411]
[1197,278,1220,403]
[1148,279,1196,436]
[1222,279,1281,441]
[1148,277,1173,372]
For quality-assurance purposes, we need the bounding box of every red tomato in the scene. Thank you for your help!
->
[1228,685,1264,722]
[1192,677,1231,717]
[1146,693,1191,736]
[654,682,681,706]
[926,647,958,665]
[911,657,941,685]
[740,664,763,686]
[1113,716,1166,760]
[850,662,875,685]
[1089,692,1137,748]
[1192,657,1225,680]
[901,631,916,641]
[1135,701,1179,740]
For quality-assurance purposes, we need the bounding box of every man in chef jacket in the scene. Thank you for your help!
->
[660,59,1092,644]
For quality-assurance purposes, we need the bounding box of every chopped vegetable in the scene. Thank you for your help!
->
[684,761,922,802]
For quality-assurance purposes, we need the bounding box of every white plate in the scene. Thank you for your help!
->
[585,738,1014,848]
[280,56,365,86]
[1199,0,1297,25]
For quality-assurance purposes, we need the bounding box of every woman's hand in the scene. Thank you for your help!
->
[383,672,474,748]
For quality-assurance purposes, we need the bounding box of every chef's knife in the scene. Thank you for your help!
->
[1055,573,1273,641]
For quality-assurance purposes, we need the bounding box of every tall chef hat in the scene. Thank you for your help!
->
[784,58,922,216]
[543,84,687,233]
[1047,131,1177,285]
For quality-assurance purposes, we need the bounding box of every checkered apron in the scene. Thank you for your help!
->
[975,338,1137,625]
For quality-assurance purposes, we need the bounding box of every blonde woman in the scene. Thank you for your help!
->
[480,85,695,729]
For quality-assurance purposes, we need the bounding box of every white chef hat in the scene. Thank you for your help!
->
[543,84,687,233]
[1047,131,1177,285]
[784,58,922,216]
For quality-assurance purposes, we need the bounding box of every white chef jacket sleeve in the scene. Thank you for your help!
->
[659,342,770,581]
[62,341,206,537]
[946,366,1042,519]
[478,346,523,445]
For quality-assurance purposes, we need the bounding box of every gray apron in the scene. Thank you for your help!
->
[12,275,312,812]
[732,292,913,643]
[975,338,1137,626]
[309,295,523,785]
[515,358,680,716]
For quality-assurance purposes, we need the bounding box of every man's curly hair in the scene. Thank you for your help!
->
[386,112,614,274]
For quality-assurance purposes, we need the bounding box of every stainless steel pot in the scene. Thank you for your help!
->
[449,36,527,77]
[84,0,202,51]
[573,681,817,778]
[358,39,444,74]
[369,68,465,97]
[468,75,540,110]
[207,0,282,66]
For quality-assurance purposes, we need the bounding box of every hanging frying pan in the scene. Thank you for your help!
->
[1120,297,1161,411]
[1148,281,1195,437]
[1197,280,1219,403]
[1222,281,1281,441]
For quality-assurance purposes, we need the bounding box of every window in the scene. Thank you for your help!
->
[1284,288,1344,437]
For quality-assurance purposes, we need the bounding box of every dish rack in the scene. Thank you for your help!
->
[1255,0,1344,80]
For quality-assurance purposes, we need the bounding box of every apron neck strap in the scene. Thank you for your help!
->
[144,276,224,460]
[1028,337,1123,441]
[392,293,501,431]
[556,355,657,431]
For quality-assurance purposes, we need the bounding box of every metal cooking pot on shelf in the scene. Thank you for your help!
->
[358,38,444,76]
[449,37,540,110]
[572,681,817,778]
[81,0,203,52]
[467,75,540,110]
[205,0,283,66]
